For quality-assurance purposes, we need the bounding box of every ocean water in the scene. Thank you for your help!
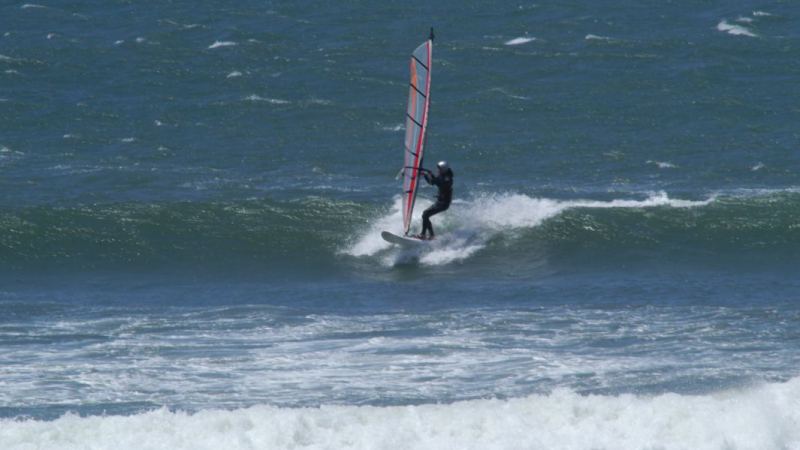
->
[2,1,800,449]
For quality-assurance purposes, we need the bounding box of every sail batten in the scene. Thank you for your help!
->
[401,36,433,235]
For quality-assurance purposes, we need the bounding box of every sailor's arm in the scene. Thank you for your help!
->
[421,168,434,184]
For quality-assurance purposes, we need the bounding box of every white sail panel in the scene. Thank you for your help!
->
[401,38,432,235]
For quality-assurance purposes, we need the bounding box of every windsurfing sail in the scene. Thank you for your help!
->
[401,29,433,235]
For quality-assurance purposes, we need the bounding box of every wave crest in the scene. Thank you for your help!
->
[3,377,798,450]
[344,192,714,266]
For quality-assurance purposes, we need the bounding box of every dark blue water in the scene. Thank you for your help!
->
[2,1,800,448]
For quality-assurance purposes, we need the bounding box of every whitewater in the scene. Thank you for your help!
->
[3,378,799,450]
[347,191,714,265]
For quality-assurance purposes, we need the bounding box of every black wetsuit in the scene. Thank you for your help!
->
[421,168,453,238]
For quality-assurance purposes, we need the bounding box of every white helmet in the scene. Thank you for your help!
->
[436,160,449,171]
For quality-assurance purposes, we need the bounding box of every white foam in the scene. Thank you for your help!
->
[4,69,20,75]
[2,378,798,450]
[735,17,754,24]
[46,33,56,39]
[0,145,23,155]
[647,160,677,169]
[457,192,712,229]
[751,162,765,171]
[306,97,332,106]
[0,145,24,160]
[346,199,402,257]
[135,37,146,43]
[244,94,289,104]
[120,137,136,143]
[722,186,800,198]
[345,192,714,265]
[208,40,237,49]
[752,11,772,17]
[489,87,530,100]
[226,70,242,78]
[0,54,18,62]
[163,19,202,29]
[114,40,124,45]
[381,123,404,132]
[585,34,613,41]
[154,120,163,126]
[717,20,757,37]
[20,3,46,9]
[504,36,536,46]
[419,234,485,265]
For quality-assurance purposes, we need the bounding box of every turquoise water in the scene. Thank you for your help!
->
[2,1,800,448]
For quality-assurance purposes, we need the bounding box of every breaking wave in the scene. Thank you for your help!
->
[717,20,757,38]
[504,36,536,46]
[207,40,237,49]
[345,191,715,266]
[2,377,798,450]
[3,189,800,271]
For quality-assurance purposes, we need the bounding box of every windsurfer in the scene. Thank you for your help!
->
[417,161,453,240]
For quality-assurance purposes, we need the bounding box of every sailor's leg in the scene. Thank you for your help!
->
[421,202,448,238]
[422,208,433,237]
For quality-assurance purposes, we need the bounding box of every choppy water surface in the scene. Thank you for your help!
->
[2,1,800,449]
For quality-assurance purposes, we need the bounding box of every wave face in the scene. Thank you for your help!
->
[2,377,799,450]
[0,198,366,272]
[3,189,800,272]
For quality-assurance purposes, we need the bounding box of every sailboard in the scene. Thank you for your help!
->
[382,28,434,246]
[381,230,427,247]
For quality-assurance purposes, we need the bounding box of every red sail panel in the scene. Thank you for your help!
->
[402,39,432,235]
